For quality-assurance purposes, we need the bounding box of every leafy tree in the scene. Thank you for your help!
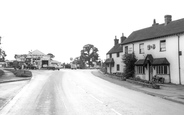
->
[80,44,99,67]
[47,53,55,59]
[0,49,6,61]
[14,54,17,59]
[122,53,137,78]
[74,57,86,69]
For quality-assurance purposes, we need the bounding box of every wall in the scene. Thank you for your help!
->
[178,33,184,84]
[123,35,180,84]
[106,52,124,74]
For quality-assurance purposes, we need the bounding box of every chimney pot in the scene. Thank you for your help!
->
[120,33,126,43]
[152,19,159,26]
[164,15,172,25]
[114,36,119,46]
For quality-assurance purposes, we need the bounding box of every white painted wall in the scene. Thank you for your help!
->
[106,52,124,74]
[178,33,184,84]
[123,35,183,84]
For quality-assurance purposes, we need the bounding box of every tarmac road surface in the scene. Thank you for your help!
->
[0,69,184,115]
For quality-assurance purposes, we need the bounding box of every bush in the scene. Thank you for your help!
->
[122,53,137,79]
[14,70,32,77]
[126,78,160,89]
[100,67,107,74]
[0,69,4,77]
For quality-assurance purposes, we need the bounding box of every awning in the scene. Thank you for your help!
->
[105,58,114,64]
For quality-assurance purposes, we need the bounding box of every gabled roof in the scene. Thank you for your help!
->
[122,18,184,45]
[28,50,45,56]
[107,44,123,54]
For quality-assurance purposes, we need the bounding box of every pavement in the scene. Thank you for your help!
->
[0,68,31,111]
[92,70,184,105]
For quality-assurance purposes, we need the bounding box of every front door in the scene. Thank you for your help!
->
[109,64,112,74]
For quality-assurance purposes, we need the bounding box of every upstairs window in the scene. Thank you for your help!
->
[117,52,119,57]
[109,54,112,58]
[139,43,144,54]
[125,46,128,54]
[160,40,166,52]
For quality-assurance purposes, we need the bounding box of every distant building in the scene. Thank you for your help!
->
[122,15,184,85]
[105,34,126,74]
[15,50,60,69]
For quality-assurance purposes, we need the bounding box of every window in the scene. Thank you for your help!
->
[117,52,119,57]
[117,64,120,71]
[160,40,166,52]
[137,66,145,74]
[139,43,144,54]
[109,54,112,58]
[156,65,168,74]
[125,46,128,54]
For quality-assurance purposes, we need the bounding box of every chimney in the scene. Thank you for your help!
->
[120,33,126,43]
[114,36,119,46]
[152,19,159,26]
[164,15,172,25]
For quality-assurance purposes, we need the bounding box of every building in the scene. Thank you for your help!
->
[105,34,126,74]
[122,15,184,85]
[15,50,60,69]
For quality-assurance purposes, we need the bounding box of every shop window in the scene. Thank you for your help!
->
[160,40,166,52]
[137,66,145,74]
[156,65,168,74]
[139,43,144,54]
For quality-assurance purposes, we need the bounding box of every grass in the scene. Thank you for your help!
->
[4,69,32,77]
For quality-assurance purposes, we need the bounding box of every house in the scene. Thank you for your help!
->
[122,15,184,85]
[105,34,126,74]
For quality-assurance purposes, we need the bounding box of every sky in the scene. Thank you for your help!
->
[0,0,184,63]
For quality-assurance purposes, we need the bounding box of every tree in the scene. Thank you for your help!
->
[122,53,137,78]
[0,49,6,61]
[80,44,99,67]
[47,53,55,59]
[74,56,86,69]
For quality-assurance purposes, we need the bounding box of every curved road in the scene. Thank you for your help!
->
[0,69,184,115]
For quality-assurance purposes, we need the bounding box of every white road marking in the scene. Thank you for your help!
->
[89,94,103,104]
[111,108,122,115]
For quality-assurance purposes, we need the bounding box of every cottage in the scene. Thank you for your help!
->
[105,34,126,74]
[122,15,184,85]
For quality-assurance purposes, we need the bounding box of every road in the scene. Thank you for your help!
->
[0,69,184,115]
